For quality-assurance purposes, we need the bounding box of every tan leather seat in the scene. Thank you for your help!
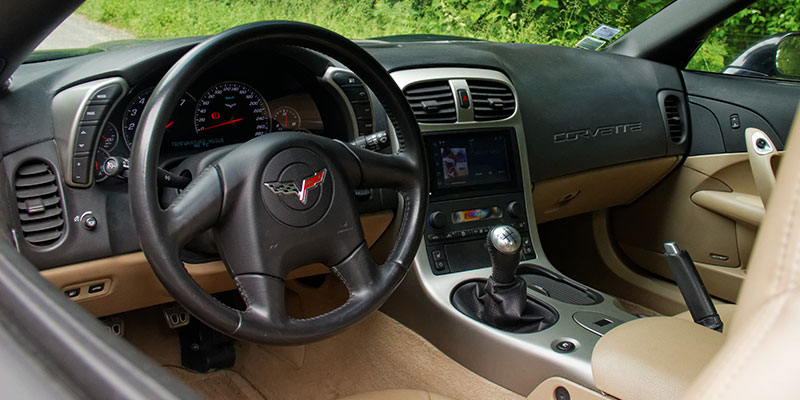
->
[339,389,453,400]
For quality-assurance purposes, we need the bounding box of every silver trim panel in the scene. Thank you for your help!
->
[51,77,129,188]
[320,67,375,141]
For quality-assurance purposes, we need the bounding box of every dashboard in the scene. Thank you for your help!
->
[5,36,696,270]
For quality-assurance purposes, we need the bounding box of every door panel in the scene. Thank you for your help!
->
[609,72,798,302]
[611,154,763,302]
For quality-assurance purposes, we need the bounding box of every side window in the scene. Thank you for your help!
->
[687,0,800,81]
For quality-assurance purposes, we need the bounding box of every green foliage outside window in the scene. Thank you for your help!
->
[688,0,800,72]
[77,0,797,74]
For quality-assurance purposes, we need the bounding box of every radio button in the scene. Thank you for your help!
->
[427,233,442,242]
[507,201,524,218]
[428,211,447,229]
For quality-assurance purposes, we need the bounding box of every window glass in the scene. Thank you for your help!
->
[688,0,800,79]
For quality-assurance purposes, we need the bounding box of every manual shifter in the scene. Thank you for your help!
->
[487,225,523,284]
[451,225,557,333]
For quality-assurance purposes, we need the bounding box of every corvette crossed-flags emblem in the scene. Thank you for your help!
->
[264,169,327,205]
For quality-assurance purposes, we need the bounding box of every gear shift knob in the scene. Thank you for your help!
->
[487,225,522,284]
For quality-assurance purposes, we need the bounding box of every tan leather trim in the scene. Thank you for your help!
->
[339,389,453,400]
[691,190,764,228]
[526,377,611,400]
[41,211,393,317]
[533,156,680,223]
[592,317,725,400]
[745,127,779,205]
[611,150,774,302]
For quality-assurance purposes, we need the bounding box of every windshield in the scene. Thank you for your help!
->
[36,0,675,51]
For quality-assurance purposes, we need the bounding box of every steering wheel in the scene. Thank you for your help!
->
[128,21,427,344]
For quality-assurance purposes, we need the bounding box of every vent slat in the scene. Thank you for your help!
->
[17,163,50,176]
[467,80,515,121]
[403,81,456,124]
[25,230,63,245]
[16,185,58,199]
[15,173,55,188]
[20,217,63,233]
[17,196,60,210]
[15,161,64,247]
[18,207,63,221]
[663,95,684,143]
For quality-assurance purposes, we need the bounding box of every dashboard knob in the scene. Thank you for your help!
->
[428,211,448,229]
[507,201,524,219]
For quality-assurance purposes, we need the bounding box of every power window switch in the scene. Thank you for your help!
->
[65,288,80,298]
[88,283,105,294]
[431,250,445,261]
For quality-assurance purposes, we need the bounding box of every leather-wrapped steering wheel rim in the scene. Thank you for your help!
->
[129,21,427,344]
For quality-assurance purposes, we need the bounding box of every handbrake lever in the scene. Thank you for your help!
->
[664,242,723,333]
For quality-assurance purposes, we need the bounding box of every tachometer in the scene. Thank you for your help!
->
[194,81,271,141]
[122,88,196,150]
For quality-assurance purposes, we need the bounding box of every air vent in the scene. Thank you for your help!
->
[403,81,456,123]
[468,80,516,121]
[663,94,684,143]
[15,161,64,246]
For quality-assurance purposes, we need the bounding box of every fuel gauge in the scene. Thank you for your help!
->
[273,106,301,132]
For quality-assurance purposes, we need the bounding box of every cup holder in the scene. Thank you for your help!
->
[518,264,603,305]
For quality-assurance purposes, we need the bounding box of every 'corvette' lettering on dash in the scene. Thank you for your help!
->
[553,122,643,144]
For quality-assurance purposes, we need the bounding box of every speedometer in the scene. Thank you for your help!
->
[194,81,271,142]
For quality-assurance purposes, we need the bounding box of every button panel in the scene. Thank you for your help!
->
[424,193,535,275]
[68,82,124,187]
[331,71,375,137]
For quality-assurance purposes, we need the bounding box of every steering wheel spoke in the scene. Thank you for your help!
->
[235,273,288,327]
[343,144,420,191]
[161,165,223,247]
[331,242,381,297]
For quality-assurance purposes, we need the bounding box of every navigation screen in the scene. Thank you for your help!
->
[428,132,512,192]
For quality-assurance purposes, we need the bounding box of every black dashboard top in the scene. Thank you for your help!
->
[2,35,689,268]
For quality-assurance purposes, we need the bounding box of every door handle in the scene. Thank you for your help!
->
[745,127,778,207]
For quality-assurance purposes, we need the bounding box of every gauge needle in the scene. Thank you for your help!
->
[165,121,175,129]
[198,117,243,132]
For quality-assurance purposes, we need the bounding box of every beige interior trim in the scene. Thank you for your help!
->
[691,190,764,228]
[591,317,725,400]
[525,377,611,400]
[41,211,393,317]
[339,389,453,400]
[745,127,778,205]
[592,210,689,314]
[610,151,772,303]
[533,156,680,223]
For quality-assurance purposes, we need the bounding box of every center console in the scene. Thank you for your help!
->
[382,67,640,396]
[423,128,535,275]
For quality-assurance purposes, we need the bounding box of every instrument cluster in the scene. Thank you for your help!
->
[95,67,325,183]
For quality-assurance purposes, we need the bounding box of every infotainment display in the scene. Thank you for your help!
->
[426,129,518,198]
